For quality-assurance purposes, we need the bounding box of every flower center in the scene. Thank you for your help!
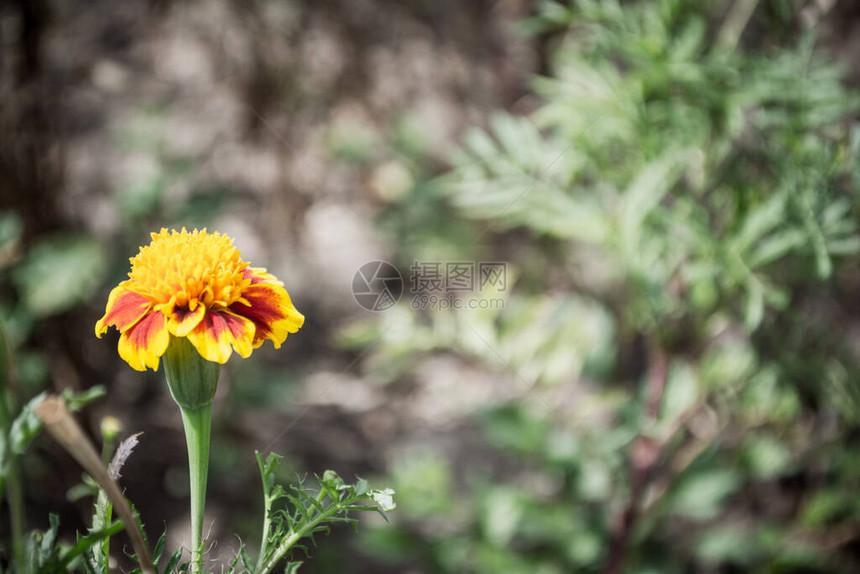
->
[126,228,250,310]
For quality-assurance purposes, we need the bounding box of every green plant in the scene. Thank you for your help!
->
[1,225,396,572]
[352,0,860,572]
[2,389,393,573]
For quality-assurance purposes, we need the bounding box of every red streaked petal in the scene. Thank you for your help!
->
[241,267,282,286]
[96,287,152,338]
[186,309,256,364]
[117,311,169,371]
[230,282,304,349]
[166,303,206,337]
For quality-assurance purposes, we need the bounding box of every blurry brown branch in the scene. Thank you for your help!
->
[35,396,155,574]
[602,347,668,574]
[717,0,761,50]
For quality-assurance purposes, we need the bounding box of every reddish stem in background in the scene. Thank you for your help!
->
[602,347,668,574]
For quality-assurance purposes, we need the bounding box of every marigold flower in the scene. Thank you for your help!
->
[96,228,304,371]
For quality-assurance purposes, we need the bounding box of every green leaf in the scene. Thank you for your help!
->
[369,488,397,513]
[620,153,685,246]
[285,494,314,523]
[224,550,242,574]
[733,192,787,253]
[659,362,699,423]
[695,525,758,566]
[64,386,106,412]
[255,459,395,574]
[13,235,107,318]
[742,435,792,480]
[746,229,806,268]
[239,546,255,573]
[162,548,183,573]
[826,235,860,255]
[744,281,764,330]
[670,468,741,520]
[9,391,47,455]
[66,482,97,503]
[153,532,167,564]
[481,488,522,547]
[59,521,124,566]
[801,489,851,527]
[257,451,284,498]
[41,514,60,559]
[354,478,369,496]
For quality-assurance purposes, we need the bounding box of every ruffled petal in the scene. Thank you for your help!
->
[165,303,206,337]
[230,281,304,349]
[117,310,169,371]
[95,287,152,338]
[185,309,256,364]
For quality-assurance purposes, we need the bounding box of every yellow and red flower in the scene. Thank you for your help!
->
[96,228,304,371]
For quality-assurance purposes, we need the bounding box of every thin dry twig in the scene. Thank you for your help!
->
[35,395,155,574]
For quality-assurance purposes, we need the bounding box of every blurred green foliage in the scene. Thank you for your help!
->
[350,0,860,572]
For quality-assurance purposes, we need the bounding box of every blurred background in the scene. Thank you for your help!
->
[2,0,860,572]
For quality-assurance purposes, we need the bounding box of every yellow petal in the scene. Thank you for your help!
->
[166,303,206,337]
[117,311,169,371]
[95,286,152,338]
[229,282,304,349]
[185,310,256,364]
[243,267,283,286]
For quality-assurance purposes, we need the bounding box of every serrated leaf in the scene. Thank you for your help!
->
[66,482,97,502]
[733,192,787,253]
[239,546,255,573]
[41,514,60,558]
[354,478,369,496]
[81,549,99,574]
[795,188,834,279]
[744,282,764,330]
[619,153,685,250]
[153,532,167,563]
[162,548,183,573]
[369,488,397,512]
[9,391,46,455]
[285,494,313,522]
[746,229,805,268]
[225,551,242,574]
[60,521,124,567]
[63,386,107,412]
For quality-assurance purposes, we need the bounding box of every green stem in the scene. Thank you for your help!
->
[5,459,26,572]
[179,404,212,574]
[0,385,25,572]
[254,477,274,573]
[0,318,24,572]
[98,434,116,566]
